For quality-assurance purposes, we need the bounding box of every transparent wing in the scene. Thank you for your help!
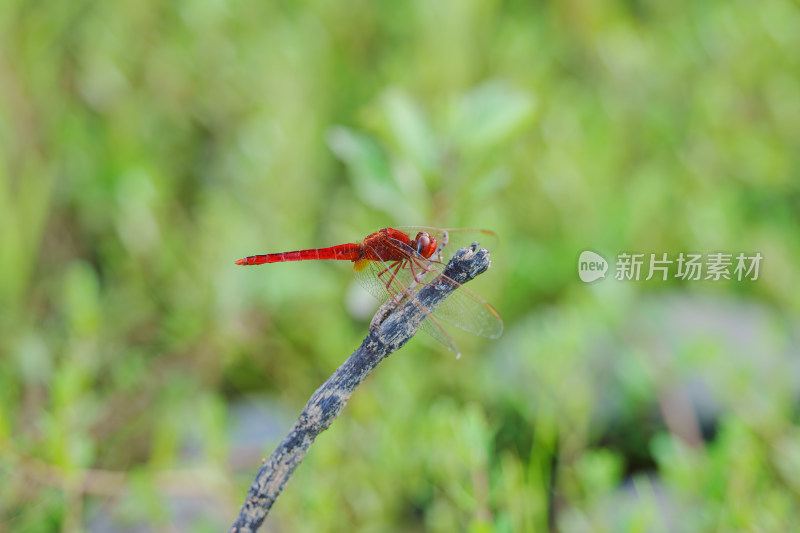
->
[353,240,459,353]
[353,231,503,354]
[418,273,504,338]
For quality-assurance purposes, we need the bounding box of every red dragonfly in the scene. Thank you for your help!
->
[236,227,503,356]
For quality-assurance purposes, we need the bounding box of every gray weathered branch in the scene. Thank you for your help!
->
[229,245,493,532]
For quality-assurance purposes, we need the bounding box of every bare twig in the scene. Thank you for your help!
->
[229,245,493,532]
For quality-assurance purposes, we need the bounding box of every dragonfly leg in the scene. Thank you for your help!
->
[408,256,441,287]
[377,261,407,307]
[375,262,396,281]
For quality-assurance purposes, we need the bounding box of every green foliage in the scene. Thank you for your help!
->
[2,0,799,530]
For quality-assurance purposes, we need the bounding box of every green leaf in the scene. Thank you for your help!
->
[449,80,537,154]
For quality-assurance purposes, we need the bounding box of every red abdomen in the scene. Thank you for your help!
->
[236,243,362,265]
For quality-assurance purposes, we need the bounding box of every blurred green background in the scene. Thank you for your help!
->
[2,0,800,531]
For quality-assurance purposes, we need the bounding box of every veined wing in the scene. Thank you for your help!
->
[353,231,503,354]
[354,231,461,352]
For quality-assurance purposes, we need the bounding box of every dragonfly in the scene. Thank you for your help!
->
[235,227,503,356]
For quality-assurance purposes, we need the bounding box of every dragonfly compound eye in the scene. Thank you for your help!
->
[415,232,436,258]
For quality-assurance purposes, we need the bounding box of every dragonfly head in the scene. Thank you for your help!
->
[414,231,437,258]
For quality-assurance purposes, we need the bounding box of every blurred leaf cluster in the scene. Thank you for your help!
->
[1,0,799,531]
